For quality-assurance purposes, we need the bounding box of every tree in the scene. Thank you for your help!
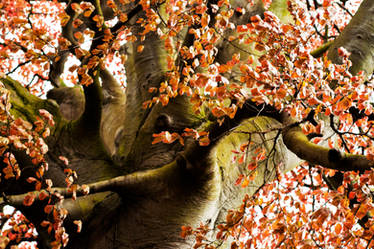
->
[0,0,374,248]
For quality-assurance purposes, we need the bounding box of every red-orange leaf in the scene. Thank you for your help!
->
[335,223,342,234]
[23,193,36,206]
[356,203,369,220]
[137,45,144,53]
[74,220,82,233]
[198,136,210,146]
[39,190,49,201]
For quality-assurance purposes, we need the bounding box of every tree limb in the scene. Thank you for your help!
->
[72,0,113,134]
[49,0,82,88]
[279,112,374,172]
[184,97,374,174]
[1,77,61,122]
[310,40,333,58]
[110,4,142,34]
[181,101,280,173]
[1,159,182,207]
[100,67,125,100]
[48,51,69,88]
[100,68,126,155]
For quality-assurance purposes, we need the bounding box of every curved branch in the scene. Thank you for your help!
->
[183,97,374,174]
[279,112,374,172]
[110,4,142,34]
[72,0,113,134]
[61,0,81,49]
[49,0,81,89]
[181,101,280,171]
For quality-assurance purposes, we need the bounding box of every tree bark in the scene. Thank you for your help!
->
[1,0,374,248]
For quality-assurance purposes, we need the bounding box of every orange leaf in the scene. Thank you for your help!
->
[74,220,82,233]
[81,184,90,195]
[199,136,210,146]
[152,134,163,144]
[276,88,287,99]
[71,3,81,12]
[59,156,69,165]
[248,171,257,181]
[336,97,351,113]
[335,223,342,234]
[195,75,209,88]
[337,185,344,194]
[356,203,369,220]
[39,190,49,201]
[137,45,144,53]
[23,193,36,206]
[159,94,169,106]
[241,177,249,188]
[180,226,192,238]
[235,174,244,185]
[211,107,226,118]
[255,42,265,51]
[35,181,42,191]
[348,191,356,200]
[119,13,128,22]
[27,177,37,183]
[44,204,53,214]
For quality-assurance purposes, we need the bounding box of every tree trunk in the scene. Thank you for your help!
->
[1,0,374,248]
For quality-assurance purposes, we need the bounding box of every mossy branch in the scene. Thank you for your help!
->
[184,99,374,174]
[180,101,280,174]
[1,159,183,207]
[1,77,61,124]
[311,40,333,58]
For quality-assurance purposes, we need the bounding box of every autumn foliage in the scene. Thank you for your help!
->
[1,0,374,248]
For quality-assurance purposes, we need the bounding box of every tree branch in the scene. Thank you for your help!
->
[1,159,182,207]
[5,60,32,75]
[183,96,374,174]
[61,0,81,49]
[279,112,374,172]
[1,77,61,122]
[100,67,125,100]
[110,4,142,34]
[310,40,333,58]
[72,0,116,133]
[100,68,127,155]
[48,51,69,88]
[181,101,281,172]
